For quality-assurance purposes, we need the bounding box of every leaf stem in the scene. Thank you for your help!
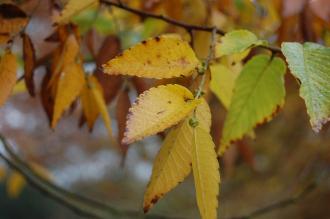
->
[194,27,217,99]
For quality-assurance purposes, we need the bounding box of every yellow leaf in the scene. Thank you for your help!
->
[103,34,200,79]
[88,75,116,146]
[54,0,98,24]
[123,84,200,144]
[192,127,220,219]
[0,165,6,182]
[12,79,27,95]
[143,99,210,212]
[6,171,26,199]
[0,50,17,106]
[80,75,101,130]
[52,63,85,128]
[210,63,239,109]
[52,34,80,77]
[144,120,192,212]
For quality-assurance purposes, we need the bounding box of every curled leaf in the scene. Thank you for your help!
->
[22,33,36,97]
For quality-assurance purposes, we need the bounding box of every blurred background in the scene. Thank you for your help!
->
[0,0,329,218]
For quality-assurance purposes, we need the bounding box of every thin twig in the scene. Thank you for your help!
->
[195,27,217,99]
[0,134,184,219]
[99,0,281,54]
[100,0,225,35]
[227,183,316,219]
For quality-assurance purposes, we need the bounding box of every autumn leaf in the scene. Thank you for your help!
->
[215,30,266,58]
[123,84,201,144]
[0,49,17,106]
[143,99,210,212]
[22,33,36,97]
[87,75,116,147]
[80,75,102,130]
[116,89,131,155]
[210,63,240,109]
[94,35,123,104]
[54,0,98,24]
[52,34,80,77]
[52,63,85,128]
[103,34,200,79]
[41,71,55,125]
[6,171,26,199]
[0,4,28,44]
[219,55,286,155]
[192,126,220,219]
[0,165,6,182]
[282,42,330,132]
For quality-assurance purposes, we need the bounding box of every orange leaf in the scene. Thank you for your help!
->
[80,75,102,130]
[0,49,17,106]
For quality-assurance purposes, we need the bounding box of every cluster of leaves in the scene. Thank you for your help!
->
[0,1,329,219]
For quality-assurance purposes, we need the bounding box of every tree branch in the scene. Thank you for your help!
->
[99,0,281,54]
[227,182,316,219]
[0,134,184,219]
[100,0,225,35]
[0,133,317,219]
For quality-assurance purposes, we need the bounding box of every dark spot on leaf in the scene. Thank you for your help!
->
[143,205,149,213]
[151,196,159,204]
[155,36,161,42]
[179,57,189,66]
[157,110,165,115]
[184,96,192,102]
[156,53,161,58]
[168,100,172,104]
[142,40,147,45]
[147,60,151,64]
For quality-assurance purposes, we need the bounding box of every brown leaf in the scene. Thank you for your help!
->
[94,35,122,104]
[96,35,121,67]
[22,33,36,97]
[116,88,131,156]
[132,77,152,95]
[41,70,55,124]
[309,0,330,22]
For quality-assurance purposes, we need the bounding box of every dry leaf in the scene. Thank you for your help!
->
[0,49,17,106]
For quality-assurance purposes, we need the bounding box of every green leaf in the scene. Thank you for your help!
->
[282,42,330,132]
[210,63,240,109]
[215,30,266,57]
[219,55,286,155]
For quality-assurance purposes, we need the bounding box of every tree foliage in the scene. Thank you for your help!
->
[0,0,329,219]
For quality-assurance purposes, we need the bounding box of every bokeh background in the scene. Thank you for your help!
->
[0,0,329,218]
